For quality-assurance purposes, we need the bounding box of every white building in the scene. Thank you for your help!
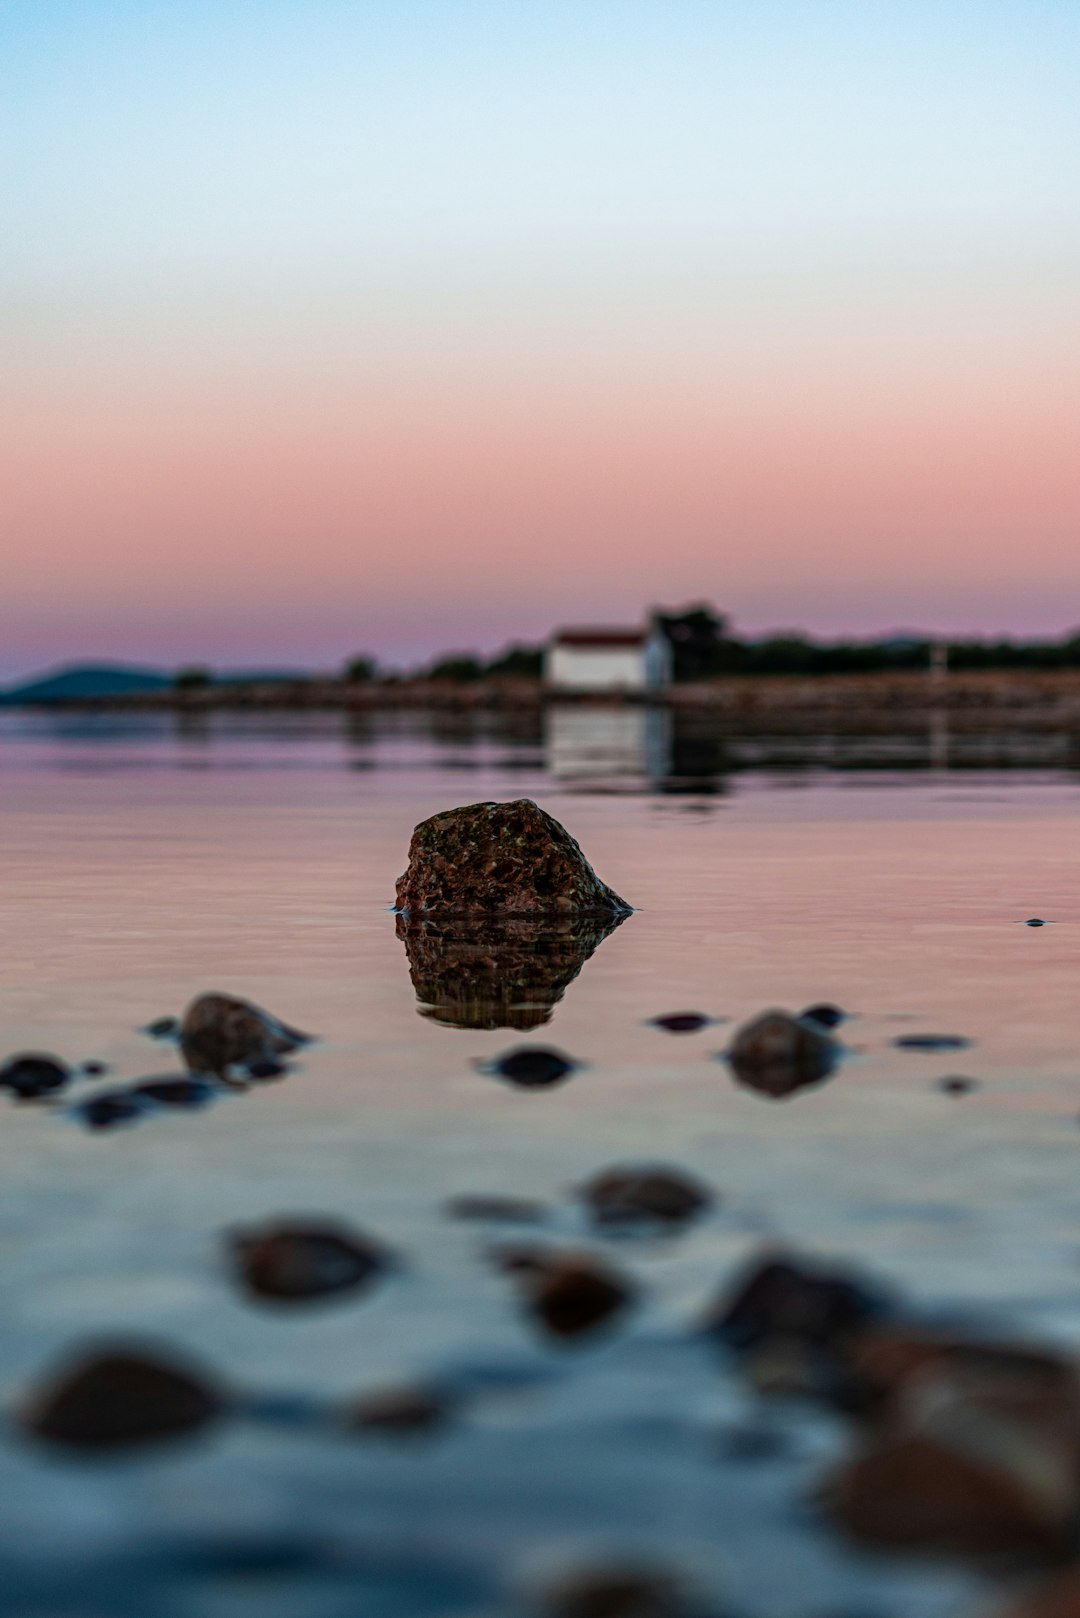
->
[545,626,672,694]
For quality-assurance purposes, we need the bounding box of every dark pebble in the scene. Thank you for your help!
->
[445,1194,549,1224]
[77,1091,146,1130]
[893,1034,971,1051]
[725,1010,837,1099]
[579,1165,714,1229]
[347,1385,451,1435]
[0,1053,71,1099]
[20,1345,222,1450]
[541,1564,694,1618]
[1025,918,1048,927]
[648,1012,712,1034]
[245,1058,287,1081]
[938,1075,978,1096]
[703,1252,890,1353]
[228,1221,391,1303]
[485,1046,578,1088]
[134,1076,216,1109]
[80,1061,109,1077]
[800,1003,846,1030]
[144,1016,180,1040]
[499,1250,635,1340]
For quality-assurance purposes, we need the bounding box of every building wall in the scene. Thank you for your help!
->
[547,644,649,691]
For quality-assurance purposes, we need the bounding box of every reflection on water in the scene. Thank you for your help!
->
[396,911,626,1029]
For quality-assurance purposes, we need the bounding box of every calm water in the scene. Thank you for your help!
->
[4,707,1080,1617]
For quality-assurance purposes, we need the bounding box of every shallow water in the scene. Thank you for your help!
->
[4,707,1080,1616]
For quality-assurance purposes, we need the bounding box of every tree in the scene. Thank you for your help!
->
[343,655,377,683]
[428,655,485,682]
[173,666,212,691]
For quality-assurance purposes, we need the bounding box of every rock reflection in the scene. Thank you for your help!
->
[396,911,626,1030]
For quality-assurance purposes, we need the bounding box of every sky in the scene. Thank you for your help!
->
[1,1,1078,679]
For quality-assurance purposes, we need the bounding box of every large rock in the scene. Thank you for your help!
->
[20,1345,222,1451]
[394,800,630,920]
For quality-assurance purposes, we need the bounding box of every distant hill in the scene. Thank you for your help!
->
[0,664,172,705]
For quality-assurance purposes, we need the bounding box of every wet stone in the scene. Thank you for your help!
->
[143,1016,179,1040]
[180,993,311,1077]
[80,1060,108,1077]
[800,1003,846,1030]
[245,1058,287,1080]
[0,1053,71,1099]
[347,1385,452,1435]
[939,1075,978,1096]
[704,1252,890,1355]
[539,1563,698,1618]
[20,1345,222,1451]
[394,798,631,919]
[648,1012,713,1034]
[228,1221,390,1303]
[133,1076,216,1109]
[484,1046,579,1089]
[724,1010,838,1099]
[76,1091,146,1130]
[579,1166,714,1229]
[893,1033,972,1051]
[1025,918,1048,927]
[503,1251,636,1341]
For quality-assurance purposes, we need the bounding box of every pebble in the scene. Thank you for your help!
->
[799,1003,846,1029]
[703,1252,890,1354]
[724,1010,837,1099]
[938,1075,978,1096]
[485,1046,579,1089]
[80,1060,109,1077]
[0,1053,71,1099]
[505,1251,636,1341]
[1025,918,1048,927]
[143,1016,180,1040]
[578,1166,714,1229]
[347,1385,451,1435]
[893,1033,971,1051]
[76,1091,145,1130]
[539,1563,698,1618]
[228,1221,391,1303]
[133,1076,216,1109]
[180,993,311,1077]
[20,1345,222,1450]
[648,1012,713,1034]
[245,1058,288,1080]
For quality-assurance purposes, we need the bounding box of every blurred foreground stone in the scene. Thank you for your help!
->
[580,1166,714,1230]
[20,1345,222,1451]
[724,1010,838,1099]
[180,993,310,1076]
[228,1220,391,1303]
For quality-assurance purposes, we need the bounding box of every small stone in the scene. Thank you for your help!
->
[540,1563,694,1618]
[1025,918,1048,927]
[394,799,631,919]
[486,1046,579,1089]
[445,1194,549,1224]
[76,1091,146,1130]
[800,1003,845,1030]
[0,1053,71,1099]
[245,1058,287,1080]
[893,1033,971,1051]
[180,993,311,1077]
[508,1252,635,1340]
[347,1385,451,1434]
[81,1060,108,1077]
[703,1252,889,1353]
[648,1012,712,1034]
[579,1166,714,1229]
[228,1221,390,1303]
[724,1011,837,1099]
[938,1075,978,1096]
[134,1076,216,1109]
[144,1016,180,1040]
[20,1345,222,1450]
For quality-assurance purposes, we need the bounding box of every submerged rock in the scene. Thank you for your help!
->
[133,1075,216,1108]
[579,1166,714,1229]
[648,1012,714,1034]
[228,1220,390,1303]
[893,1033,971,1051]
[799,1003,846,1030]
[76,1090,146,1130]
[704,1252,890,1355]
[724,1010,838,1099]
[399,913,623,1030]
[347,1385,452,1435]
[445,1194,549,1224]
[179,993,310,1077]
[20,1345,222,1450]
[395,799,630,919]
[484,1046,580,1089]
[496,1249,636,1340]
[0,1053,71,1099]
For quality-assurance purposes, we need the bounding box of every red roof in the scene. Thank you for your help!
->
[553,627,648,648]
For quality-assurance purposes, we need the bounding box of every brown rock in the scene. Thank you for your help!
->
[703,1252,888,1352]
[725,1010,837,1098]
[497,1249,636,1340]
[179,993,310,1077]
[824,1371,1080,1558]
[228,1221,390,1303]
[579,1166,714,1229]
[847,1326,1080,1422]
[20,1345,222,1450]
[394,799,630,919]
